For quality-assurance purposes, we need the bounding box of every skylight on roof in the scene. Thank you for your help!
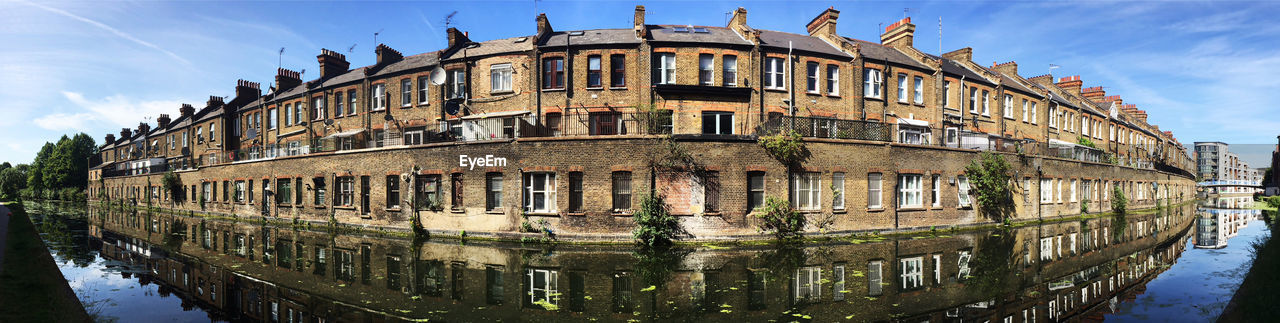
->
[514,37,528,43]
[693,27,709,33]
[569,31,585,36]
[672,27,689,33]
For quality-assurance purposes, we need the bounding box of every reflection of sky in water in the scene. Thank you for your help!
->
[1105,217,1267,322]
[49,245,216,322]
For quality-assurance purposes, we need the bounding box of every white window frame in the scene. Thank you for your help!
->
[791,172,821,211]
[400,78,412,107]
[868,173,883,209]
[656,53,676,85]
[958,175,971,207]
[864,68,882,99]
[1004,94,1014,120]
[526,268,559,307]
[957,250,972,279]
[806,62,819,93]
[827,64,839,95]
[943,80,952,108]
[1070,179,1078,202]
[417,75,429,104]
[832,172,845,211]
[969,87,978,113]
[900,256,923,289]
[523,172,557,213]
[981,90,990,116]
[897,73,908,103]
[372,83,386,111]
[898,174,922,208]
[913,76,923,104]
[931,174,941,207]
[722,55,738,87]
[868,260,883,296]
[1031,102,1038,124]
[1022,99,1029,122]
[490,63,513,93]
[764,57,785,90]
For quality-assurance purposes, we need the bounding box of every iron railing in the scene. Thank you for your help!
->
[755,116,891,142]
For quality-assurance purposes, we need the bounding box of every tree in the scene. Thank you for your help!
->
[0,167,26,201]
[27,142,54,194]
[964,152,1016,222]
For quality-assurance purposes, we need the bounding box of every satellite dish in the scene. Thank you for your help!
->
[324,119,334,126]
[429,67,447,85]
[383,113,394,121]
[444,99,461,115]
[246,127,257,139]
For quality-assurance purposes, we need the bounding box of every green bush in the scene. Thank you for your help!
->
[633,193,681,247]
[758,131,809,166]
[964,152,1016,222]
[756,196,805,240]
[1265,196,1280,209]
[161,171,184,204]
[1111,185,1128,214]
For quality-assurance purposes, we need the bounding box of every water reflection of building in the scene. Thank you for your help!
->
[1193,207,1261,249]
[88,204,1195,322]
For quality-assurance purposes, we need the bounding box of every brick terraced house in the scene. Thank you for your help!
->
[89,6,1197,241]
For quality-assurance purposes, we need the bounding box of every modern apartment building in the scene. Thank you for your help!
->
[89,6,1197,240]
[1195,141,1262,201]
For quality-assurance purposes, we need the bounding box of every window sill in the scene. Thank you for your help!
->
[525,212,559,217]
[796,209,822,214]
[703,211,722,216]
[371,108,387,112]
[385,207,402,212]
[913,102,926,107]
[897,100,910,104]
[564,212,586,216]
[584,87,604,91]
[805,91,822,96]
[612,212,633,217]
[867,207,885,212]
[400,105,412,109]
[828,94,841,98]
[609,86,627,90]
[314,205,326,209]
[484,209,505,215]
[540,88,566,92]
[864,96,884,102]
[832,209,847,214]
[334,206,356,210]
[450,209,465,214]
[490,90,515,95]
[764,87,787,93]
[898,207,926,212]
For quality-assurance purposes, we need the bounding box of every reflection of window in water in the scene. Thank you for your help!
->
[415,260,444,297]
[487,265,505,305]
[612,271,632,313]
[361,245,372,285]
[956,250,972,280]
[899,256,923,290]
[868,260,883,296]
[690,271,706,307]
[276,239,292,269]
[335,248,355,282]
[313,246,326,276]
[794,266,822,303]
[748,270,767,310]
[568,271,586,312]
[386,255,402,291]
[526,268,559,309]
[451,262,465,300]
[833,264,847,301]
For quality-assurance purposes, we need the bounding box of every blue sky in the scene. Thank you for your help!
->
[2,0,1278,166]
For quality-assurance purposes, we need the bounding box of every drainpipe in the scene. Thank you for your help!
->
[787,41,794,117]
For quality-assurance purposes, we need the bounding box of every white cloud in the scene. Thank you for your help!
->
[58,91,184,129]
[19,0,191,66]
[33,112,96,131]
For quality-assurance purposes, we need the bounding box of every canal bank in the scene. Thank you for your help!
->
[0,202,90,322]
[1217,209,1279,322]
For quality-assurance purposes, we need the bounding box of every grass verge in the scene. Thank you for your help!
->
[0,203,91,322]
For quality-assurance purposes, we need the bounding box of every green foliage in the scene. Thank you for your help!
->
[964,152,1016,222]
[161,172,184,204]
[758,131,810,167]
[0,166,27,201]
[633,193,681,247]
[1265,196,1280,210]
[1081,198,1090,214]
[1077,136,1098,149]
[1111,185,1128,214]
[755,196,805,240]
[24,134,97,197]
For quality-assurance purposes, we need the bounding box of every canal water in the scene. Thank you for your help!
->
[23,200,1267,322]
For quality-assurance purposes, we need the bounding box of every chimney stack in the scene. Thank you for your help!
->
[536,13,554,39]
[275,68,302,91]
[317,49,350,79]
[634,5,647,37]
[1081,86,1106,102]
[1055,75,1083,95]
[728,7,748,34]
[105,134,116,145]
[235,79,261,100]
[158,114,171,129]
[991,61,1018,76]
[806,7,840,37]
[881,17,915,49]
[375,44,404,67]
[137,122,150,135]
[942,47,972,62]
[120,128,132,140]
[180,103,195,118]
[446,28,471,48]
[206,95,224,109]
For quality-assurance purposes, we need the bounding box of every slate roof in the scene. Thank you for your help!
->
[542,29,641,47]
[846,38,929,71]
[238,97,265,113]
[372,51,441,77]
[645,25,752,46]
[443,36,535,60]
[758,30,848,58]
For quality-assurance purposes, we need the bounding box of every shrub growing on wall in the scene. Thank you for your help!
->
[758,131,810,167]
[756,196,805,240]
[964,152,1016,222]
[633,193,680,247]
[162,171,184,206]
[1111,185,1128,214]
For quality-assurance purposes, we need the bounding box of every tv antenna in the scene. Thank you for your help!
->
[347,43,357,54]
[903,7,915,19]
[373,29,384,45]
[277,47,285,69]
[443,11,458,29]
